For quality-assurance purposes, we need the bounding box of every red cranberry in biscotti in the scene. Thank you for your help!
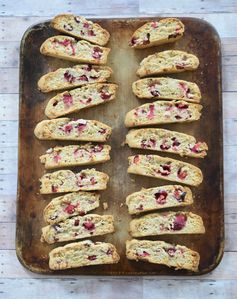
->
[172,213,187,230]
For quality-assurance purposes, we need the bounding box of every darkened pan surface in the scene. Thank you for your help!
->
[16,17,223,275]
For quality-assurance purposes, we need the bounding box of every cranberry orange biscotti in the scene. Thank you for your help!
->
[38,64,112,93]
[40,144,111,170]
[132,78,201,103]
[44,191,100,224]
[39,169,109,194]
[49,240,120,270]
[125,128,208,158]
[40,36,110,65]
[129,211,205,237]
[51,14,110,46]
[126,185,193,215]
[45,83,118,119]
[124,101,202,128]
[34,118,111,142]
[127,155,203,186]
[126,239,200,272]
[129,18,184,49]
[137,50,199,77]
[41,214,114,244]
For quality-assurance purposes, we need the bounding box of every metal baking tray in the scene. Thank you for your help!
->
[16,17,223,275]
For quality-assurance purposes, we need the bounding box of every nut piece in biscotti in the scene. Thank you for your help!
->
[43,191,100,224]
[45,83,118,119]
[129,18,184,49]
[124,100,202,128]
[127,155,203,186]
[40,144,111,170]
[126,185,193,215]
[126,239,200,272]
[51,14,110,46]
[49,240,120,270]
[137,50,199,77]
[40,36,110,65]
[38,64,112,93]
[125,128,208,158]
[39,169,109,194]
[34,118,112,142]
[129,211,205,237]
[132,78,201,103]
[41,214,114,244]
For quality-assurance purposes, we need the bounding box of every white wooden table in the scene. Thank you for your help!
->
[0,0,236,298]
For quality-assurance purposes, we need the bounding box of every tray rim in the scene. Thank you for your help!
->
[16,16,224,276]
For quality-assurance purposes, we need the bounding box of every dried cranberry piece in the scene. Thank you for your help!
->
[79,75,88,81]
[151,89,160,97]
[147,104,155,119]
[143,33,150,45]
[90,74,99,79]
[149,138,156,147]
[175,115,182,120]
[53,153,61,163]
[52,101,58,107]
[84,65,92,72]
[64,204,76,214]
[106,248,113,255]
[160,141,171,150]
[168,33,179,39]
[100,92,111,100]
[92,47,103,59]
[98,128,106,134]
[133,155,139,164]
[83,221,95,230]
[90,177,96,185]
[173,214,187,230]
[64,71,75,83]
[166,247,176,257]
[88,255,97,261]
[63,24,73,31]
[151,21,158,28]
[86,98,92,104]
[51,185,58,193]
[76,122,86,132]
[64,124,73,133]
[179,83,190,98]
[171,137,181,147]
[88,29,96,36]
[63,93,73,107]
[52,223,61,232]
[79,211,86,216]
[74,16,81,23]
[130,37,138,46]
[155,191,168,204]
[136,204,144,211]
[174,188,187,202]
[158,164,171,176]
[93,144,104,152]
[74,219,80,226]
[177,167,188,180]
[137,251,150,257]
[175,103,188,109]
[176,63,185,69]
[190,142,201,153]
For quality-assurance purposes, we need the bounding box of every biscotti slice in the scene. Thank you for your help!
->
[40,144,111,170]
[41,214,114,244]
[125,128,208,158]
[39,169,109,194]
[40,36,110,65]
[51,14,110,46]
[137,50,199,77]
[45,83,118,119]
[126,185,193,215]
[126,239,199,272]
[49,240,120,270]
[132,78,201,103]
[130,211,205,237]
[127,155,203,186]
[44,192,100,224]
[34,118,111,142]
[38,64,112,93]
[125,101,202,128]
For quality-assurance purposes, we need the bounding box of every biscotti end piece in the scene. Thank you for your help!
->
[124,101,202,128]
[126,185,193,214]
[40,36,110,65]
[40,144,111,169]
[127,155,203,186]
[37,64,112,93]
[45,83,118,119]
[129,211,205,237]
[51,14,110,46]
[137,50,199,77]
[43,191,100,224]
[39,169,109,194]
[132,78,201,103]
[126,239,200,272]
[41,214,114,244]
[125,128,208,158]
[129,18,185,49]
[49,240,120,270]
[34,118,112,142]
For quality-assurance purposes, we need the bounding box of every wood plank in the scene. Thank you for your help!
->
[0,94,19,120]
[0,0,139,17]
[0,175,17,195]
[0,196,16,223]
[140,0,237,14]
[0,250,237,279]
